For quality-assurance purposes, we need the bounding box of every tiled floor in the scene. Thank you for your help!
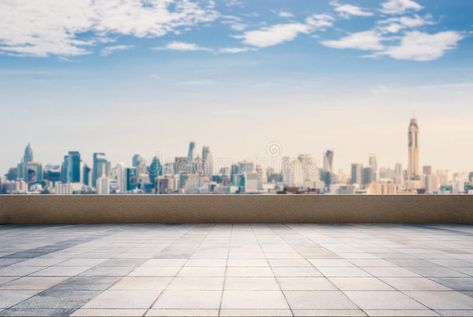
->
[0,225,473,316]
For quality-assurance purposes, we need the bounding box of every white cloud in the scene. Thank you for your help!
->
[381,0,423,15]
[332,3,373,18]
[154,41,211,52]
[241,14,334,48]
[242,23,311,47]
[379,31,464,61]
[306,14,335,29]
[321,31,385,50]
[0,0,217,57]
[278,11,294,18]
[219,47,252,54]
[378,15,433,33]
[100,45,134,56]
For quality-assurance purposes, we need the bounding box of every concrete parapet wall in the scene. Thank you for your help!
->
[0,195,472,224]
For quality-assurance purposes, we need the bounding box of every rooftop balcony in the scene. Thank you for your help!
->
[1,196,473,316]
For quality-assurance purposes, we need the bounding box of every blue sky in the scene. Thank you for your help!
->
[1,0,472,173]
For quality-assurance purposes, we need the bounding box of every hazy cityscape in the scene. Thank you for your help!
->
[2,118,472,195]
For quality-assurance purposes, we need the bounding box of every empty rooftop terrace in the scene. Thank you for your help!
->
[1,224,473,316]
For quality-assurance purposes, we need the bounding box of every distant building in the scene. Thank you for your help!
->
[202,146,213,176]
[351,163,363,186]
[369,154,378,181]
[362,166,374,186]
[408,118,420,180]
[96,173,110,194]
[93,153,110,187]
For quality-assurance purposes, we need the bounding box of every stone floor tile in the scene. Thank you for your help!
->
[59,259,107,267]
[268,259,310,267]
[177,267,225,277]
[70,308,146,316]
[292,309,366,316]
[31,266,90,277]
[167,277,224,290]
[432,278,473,291]
[82,290,161,309]
[0,277,67,290]
[145,309,219,316]
[363,309,439,316]
[330,277,394,291]
[363,267,420,277]
[284,290,358,310]
[0,290,39,309]
[220,309,293,316]
[110,277,171,290]
[152,290,221,309]
[278,277,337,290]
[309,259,355,267]
[221,290,289,309]
[382,278,450,291]
[318,267,371,277]
[405,291,473,310]
[0,308,75,316]
[129,266,181,277]
[227,259,268,267]
[224,277,279,290]
[344,291,428,310]
[226,267,274,277]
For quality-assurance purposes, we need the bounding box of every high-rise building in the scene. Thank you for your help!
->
[92,153,110,187]
[148,156,162,187]
[298,154,318,187]
[351,163,363,186]
[408,118,420,180]
[174,157,188,174]
[111,163,127,193]
[16,144,43,184]
[368,154,378,181]
[394,163,403,185]
[323,150,334,173]
[23,143,34,163]
[362,166,374,186]
[187,142,195,166]
[81,163,91,186]
[202,146,214,176]
[64,151,81,183]
[132,154,147,174]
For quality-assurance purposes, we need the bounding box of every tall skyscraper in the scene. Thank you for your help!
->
[408,118,420,180]
[17,143,43,183]
[187,142,195,169]
[65,151,81,183]
[23,143,34,163]
[202,146,214,176]
[92,153,110,187]
[148,156,162,187]
[368,154,378,181]
[351,163,363,186]
[322,150,334,188]
[323,150,334,173]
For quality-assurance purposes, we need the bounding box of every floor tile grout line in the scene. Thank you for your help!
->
[284,223,369,317]
[217,224,233,317]
[69,224,194,317]
[144,224,216,316]
[252,224,294,317]
[342,252,438,315]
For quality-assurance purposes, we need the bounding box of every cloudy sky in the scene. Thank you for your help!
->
[0,0,472,173]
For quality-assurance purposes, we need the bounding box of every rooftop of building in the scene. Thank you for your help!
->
[1,224,473,316]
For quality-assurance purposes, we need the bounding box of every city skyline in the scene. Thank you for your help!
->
[2,118,473,195]
[0,0,472,174]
